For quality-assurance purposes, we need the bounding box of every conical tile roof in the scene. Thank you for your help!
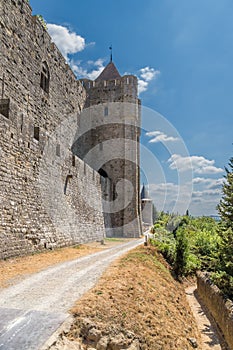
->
[141,184,150,199]
[95,62,121,81]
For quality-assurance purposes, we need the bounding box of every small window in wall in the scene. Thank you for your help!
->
[104,107,108,116]
[34,126,40,141]
[64,174,73,195]
[0,98,10,119]
[112,184,117,200]
[72,155,76,167]
[20,114,24,132]
[56,144,60,157]
[40,61,50,93]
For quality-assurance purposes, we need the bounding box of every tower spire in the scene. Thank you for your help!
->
[109,45,112,62]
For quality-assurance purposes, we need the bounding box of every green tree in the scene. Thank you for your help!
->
[213,155,233,299]
[217,155,233,274]
[174,228,189,276]
[217,156,233,229]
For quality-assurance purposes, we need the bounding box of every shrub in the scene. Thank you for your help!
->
[174,229,189,276]
[211,271,233,300]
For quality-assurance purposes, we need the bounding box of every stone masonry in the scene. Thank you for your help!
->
[0,0,142,259]
[73,65,142,237]
[0,0,105,259]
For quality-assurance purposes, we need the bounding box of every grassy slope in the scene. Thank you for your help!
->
[70,246,201,350]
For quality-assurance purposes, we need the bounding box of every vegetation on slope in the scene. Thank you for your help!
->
[69,246,201,350]
[151,213,220,276]
[150,154,233,299]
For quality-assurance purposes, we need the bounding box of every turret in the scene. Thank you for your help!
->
[73,60,142,237]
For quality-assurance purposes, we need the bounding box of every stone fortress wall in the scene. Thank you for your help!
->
[0,0,106,259]
[74,73,142,237]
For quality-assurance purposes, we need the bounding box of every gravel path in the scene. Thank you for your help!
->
[0,238,143,350]
[185,285,229,350]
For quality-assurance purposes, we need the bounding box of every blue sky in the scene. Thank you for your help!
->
[29,0,232,216]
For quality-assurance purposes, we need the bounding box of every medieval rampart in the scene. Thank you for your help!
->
[0,0,105,258]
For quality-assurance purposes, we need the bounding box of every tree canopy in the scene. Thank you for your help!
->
[217,156,233,229]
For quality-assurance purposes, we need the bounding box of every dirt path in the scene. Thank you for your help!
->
[0,238,143,350]
[185,285,229,350]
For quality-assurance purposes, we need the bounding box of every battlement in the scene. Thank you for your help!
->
[80,75,138,90]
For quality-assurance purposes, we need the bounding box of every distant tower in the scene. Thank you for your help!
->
[141,184,153,227]
[72,60,142,237]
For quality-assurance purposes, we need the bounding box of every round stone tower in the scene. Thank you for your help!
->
[141,184,153,228]
[72,61,142,237]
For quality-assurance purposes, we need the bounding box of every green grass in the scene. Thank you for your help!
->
[104,237,126,242]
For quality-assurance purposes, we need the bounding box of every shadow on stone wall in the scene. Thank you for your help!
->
[197,271,233,350]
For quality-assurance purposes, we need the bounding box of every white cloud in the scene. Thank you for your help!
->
[148,181,192,214]
[146,130,179,144]
[168,154,224,174]
[192,177,224,189]
[140,67,159,82]
[46,23,158,93]
[138,79,148,94]
[47,23,85,60]
[138,67,160,94]
[71,58,105,80]
[149,179,222,216]
[192,189,221,198]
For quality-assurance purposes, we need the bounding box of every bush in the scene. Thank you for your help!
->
[152,213,220,277]
[174,229,189,276]
[186,253,201,275]
[151,236,176,265]
[211,271,233,300]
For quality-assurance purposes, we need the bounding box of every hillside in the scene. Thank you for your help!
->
[61,245,201,350]
[0,242,203,349]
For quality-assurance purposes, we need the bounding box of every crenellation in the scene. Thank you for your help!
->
[74,63,142,237]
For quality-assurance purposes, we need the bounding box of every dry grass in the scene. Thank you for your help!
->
[70,245,201,349]
[0,241,202,349]
[0,245,101,288]
[0,239,131,288]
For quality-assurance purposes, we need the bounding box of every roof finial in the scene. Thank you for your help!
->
[109,45,112,62]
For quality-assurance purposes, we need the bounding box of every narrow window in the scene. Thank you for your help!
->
[34,126,40,141]
[40,61,50,93]
[72,155,76,167]
[56,144,60,157]
[20,114,24,132]
[104,107,108,116]
[64,174,73,195]
[0,98,10,118]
